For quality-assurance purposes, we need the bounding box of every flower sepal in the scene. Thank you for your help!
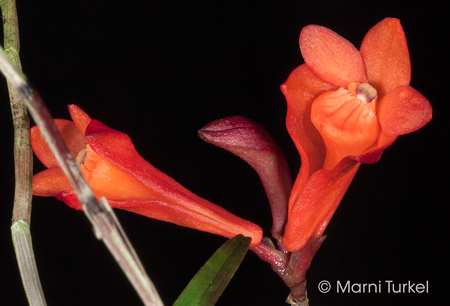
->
[283,157,360,252]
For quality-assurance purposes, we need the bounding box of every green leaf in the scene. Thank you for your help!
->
[173,234,251,306]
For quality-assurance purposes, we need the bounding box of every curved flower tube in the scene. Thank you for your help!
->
[31,105,263,245]
[281,18,432,252]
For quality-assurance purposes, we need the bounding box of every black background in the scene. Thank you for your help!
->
[0,1,447,305]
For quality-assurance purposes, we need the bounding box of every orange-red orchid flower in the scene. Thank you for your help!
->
[31,104,263,245]
[281,18,432,252]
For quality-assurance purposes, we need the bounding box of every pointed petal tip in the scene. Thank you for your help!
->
[380,17,401,26]
[55,191,83,210]
[199,116,256,133]
[198,116,275,151]
[68,104,92,136]
[280,83,287,95]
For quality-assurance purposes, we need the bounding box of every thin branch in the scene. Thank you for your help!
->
[1,0,32,225]
[1,1,47,305]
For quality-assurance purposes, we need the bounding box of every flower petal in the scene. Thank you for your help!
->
[281,64,337,212]
[360,18,411,97]
[31,119,87,168]
[33,167,73,196]
[84,119,263,245]
[282,158,360,252]
[311,88,379,170]
[377,85,432,136]
[80,146,165,201]
[55,191,82,210]
[300,25,367,87]
[198,116,292,240]
[68,104,92,136]
[119,200,260,242]
[56,190,262,243]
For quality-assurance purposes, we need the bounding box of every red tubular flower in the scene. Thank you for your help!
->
[281,18,432,252]
[32,105,263,245]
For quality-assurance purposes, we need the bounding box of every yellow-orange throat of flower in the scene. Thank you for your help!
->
[311,82,380,170]
[77,145,164,201]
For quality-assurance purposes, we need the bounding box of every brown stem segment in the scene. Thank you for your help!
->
[251,236,326,306]
[1,1,48,305]
[1,0,33,225]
